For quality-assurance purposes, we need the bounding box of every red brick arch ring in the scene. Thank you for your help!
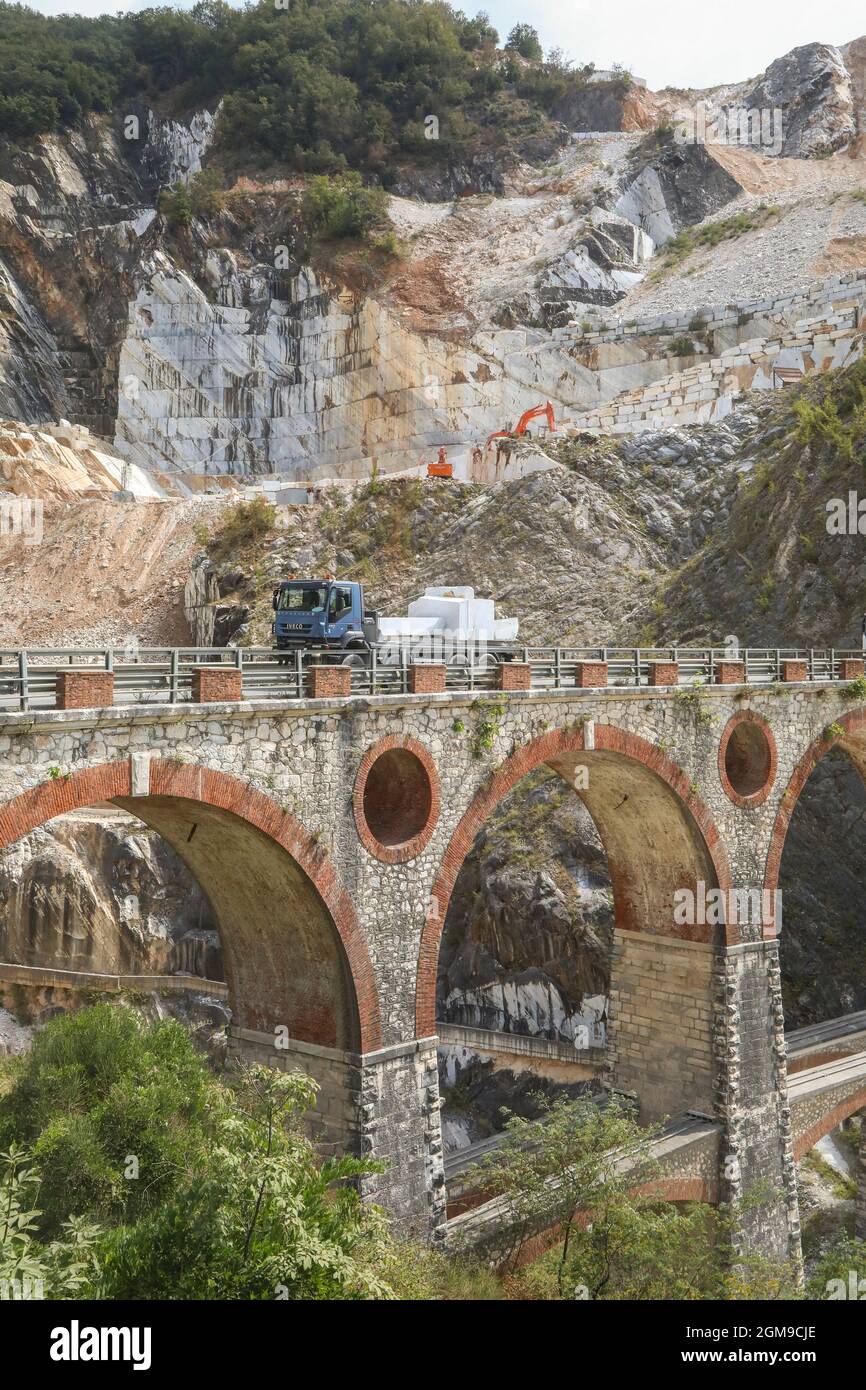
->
[793,1087,866,1160]
[416,722,733,1037]
[353,734,440,864]
[0,759,382,1053]
[763,707,866,925]
[717,710,778,808]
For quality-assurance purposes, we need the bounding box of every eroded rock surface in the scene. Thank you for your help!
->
[0,810,221,980]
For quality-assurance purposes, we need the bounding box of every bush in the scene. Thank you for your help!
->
[793,360,866,463]
[209,496,276,558]
[669,335,696,357]
[300,171,388,241]
[157,182,193,227]
[0,1002,452,1300]
[0,1004,216,1234]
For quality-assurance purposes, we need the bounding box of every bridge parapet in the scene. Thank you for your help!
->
[0,645,863,711]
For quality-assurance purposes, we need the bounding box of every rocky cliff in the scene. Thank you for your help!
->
[0,809,221,980]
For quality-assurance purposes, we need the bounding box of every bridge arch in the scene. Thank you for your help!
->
[764,708,866,911]
[793,1087,866,1161]
[0,759,381,1052]
[417,722,732,1039]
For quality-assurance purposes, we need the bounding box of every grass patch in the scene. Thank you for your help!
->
[207,497,276,561]
[792,358,866,464]
[651,205,779,279]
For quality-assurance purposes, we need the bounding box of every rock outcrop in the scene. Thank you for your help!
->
[437,770,613,1041]
[743,43,857,158]
[0,810,222,979]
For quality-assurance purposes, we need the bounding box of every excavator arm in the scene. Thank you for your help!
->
[486,400,555,447]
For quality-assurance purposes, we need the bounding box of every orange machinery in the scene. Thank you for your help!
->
[427,446,453,478]
[486,400,555,448]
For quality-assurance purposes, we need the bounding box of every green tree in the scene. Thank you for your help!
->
[504,23,543,61]
[300,171,388,241]
[471,1095,730,1299]
[94,1066,395,1300]
[157,182,194,227]
[0,1003,216,1234]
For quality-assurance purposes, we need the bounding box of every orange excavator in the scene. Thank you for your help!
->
[486,400,555,449]
[427,445,453,479]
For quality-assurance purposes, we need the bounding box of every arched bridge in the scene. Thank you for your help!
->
[2,646,866,1268]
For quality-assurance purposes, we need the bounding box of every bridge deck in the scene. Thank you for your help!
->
[787,1050,866,1104]
[443,1112,720,1245]
[0,645,861,710]
[0,960,228,998]
[786,1010,866,1054]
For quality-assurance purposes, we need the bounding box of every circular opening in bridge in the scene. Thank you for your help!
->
[719,714,776,806]
[354,738,439,863]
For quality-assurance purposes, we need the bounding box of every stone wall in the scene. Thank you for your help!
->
[607,932,716,1119]
[568,298,864,434]
[564,268,866,347]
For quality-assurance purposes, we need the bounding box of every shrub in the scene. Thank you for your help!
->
[669,335,696,357]
[209,496,276,559]
[0,1004,216,1234]
[300,171,389,242]
[792,360,866,463]
[157,182,193,228]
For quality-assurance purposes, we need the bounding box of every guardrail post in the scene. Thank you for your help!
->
[555,647,561,689]
[809,649,815,681]
[18,650,28,711]
[634,650,641,686]
[296,650,304,699]
[170,649,179,704]
[105,649,114,673]
[370,647,377,696]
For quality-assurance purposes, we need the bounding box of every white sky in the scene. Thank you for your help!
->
[22,0,866,90]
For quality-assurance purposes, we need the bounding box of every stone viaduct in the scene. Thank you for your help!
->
[2,668,866,1268]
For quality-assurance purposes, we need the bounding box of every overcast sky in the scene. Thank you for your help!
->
[23,0,866,89]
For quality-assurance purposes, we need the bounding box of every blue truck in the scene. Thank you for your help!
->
[272,579,378,660]
[272,579,520,665]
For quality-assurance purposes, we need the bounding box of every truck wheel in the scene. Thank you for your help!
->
[340,652,368,669]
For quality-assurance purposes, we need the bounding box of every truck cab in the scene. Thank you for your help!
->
[272,579,374,652]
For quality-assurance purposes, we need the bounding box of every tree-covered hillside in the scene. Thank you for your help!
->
[0,0,603,175]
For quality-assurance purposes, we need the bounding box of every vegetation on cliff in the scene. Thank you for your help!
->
[2,1003,859,1300]
[649,359,866,648]
[0,0,600,177]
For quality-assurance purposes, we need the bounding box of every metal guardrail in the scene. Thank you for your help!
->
[0,646,862,712]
